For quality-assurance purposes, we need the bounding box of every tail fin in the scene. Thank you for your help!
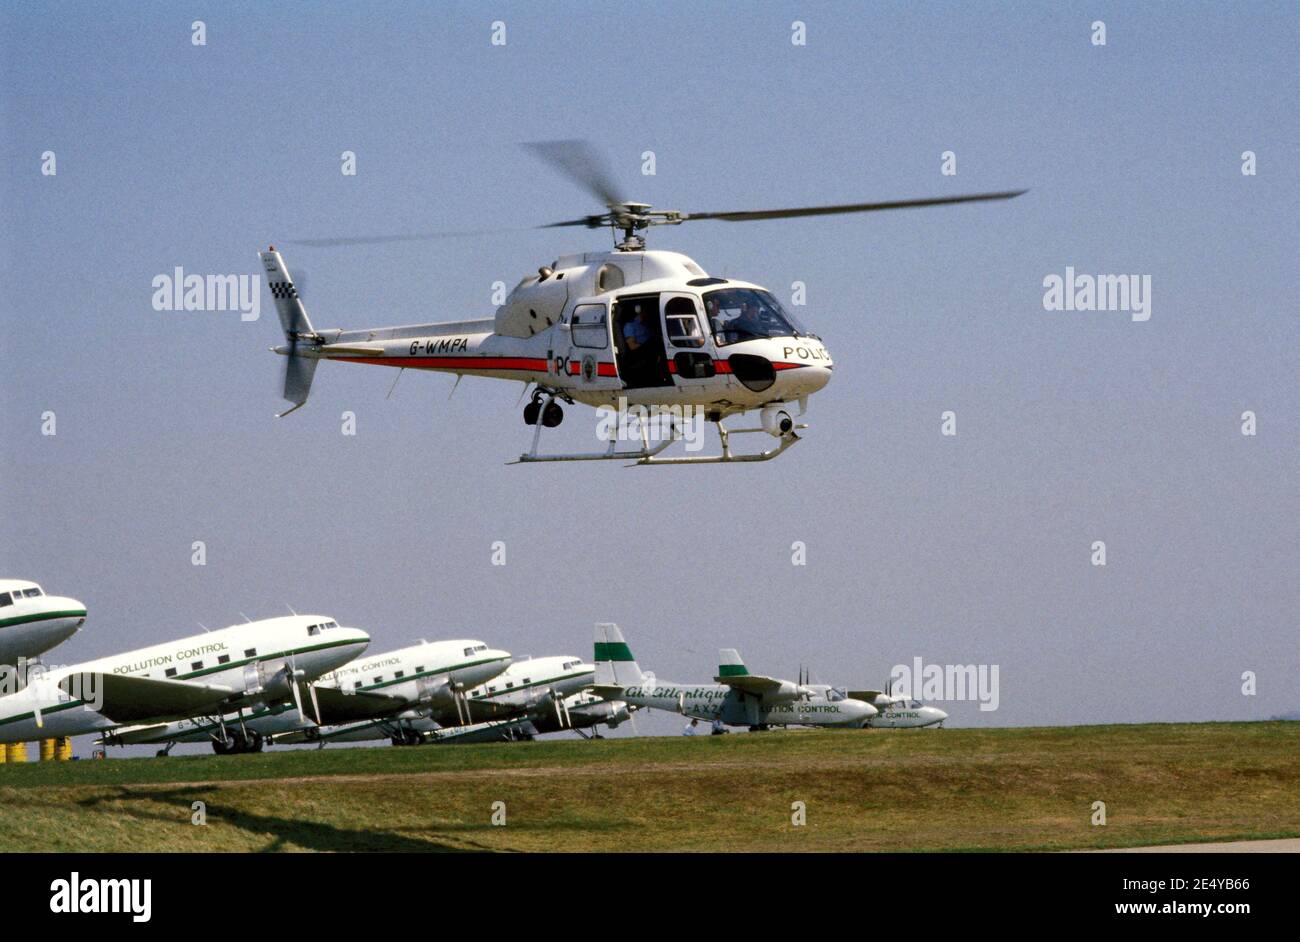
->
[260,246,319,417]
[594,623,644,686]
[717,648,748,677]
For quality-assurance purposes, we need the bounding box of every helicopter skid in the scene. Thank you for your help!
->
[635,425,804,465]
[509,419,807,466]
[511,439,675,464]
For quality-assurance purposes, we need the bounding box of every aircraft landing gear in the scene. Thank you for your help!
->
[155,742,176,758]
[211,730,264,755]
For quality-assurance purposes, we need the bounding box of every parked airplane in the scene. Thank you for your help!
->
[589,624,877,730]
[0,615,369,745]
[0,579,86,666]
[107,637,512,753]
[844,678,948,728]
[280,654,598,747]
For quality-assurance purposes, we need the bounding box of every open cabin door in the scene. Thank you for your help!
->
[560,300,622,391]
[612,294,672,388]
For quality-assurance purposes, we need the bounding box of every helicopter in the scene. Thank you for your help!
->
[264,141,1024,464]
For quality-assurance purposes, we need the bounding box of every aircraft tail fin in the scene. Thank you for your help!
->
[260,246,321,417]
[594,623,644,686]
[717,648,749,677]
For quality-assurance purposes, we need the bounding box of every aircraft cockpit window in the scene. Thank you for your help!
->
[665,297,706,348]
[474,644,487,652]
[909,700,922,709]
[563,660,578,670]
[704,288,808,347]
[571,304,609,350]
[0,593,11,607]
[463,647,475,657]
[827,687,847,702]
[24,588,42,598]
[307,624,321,636]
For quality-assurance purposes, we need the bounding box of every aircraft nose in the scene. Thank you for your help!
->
[338,626,370,656]
[928,707,948,724]
[48,596,87,617]
[47,597,87,634]
[463,650,512,685]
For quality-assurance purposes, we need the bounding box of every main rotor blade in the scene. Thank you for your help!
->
[681,190,1027,223]
[522,139,624,209]
[285,227,527,248]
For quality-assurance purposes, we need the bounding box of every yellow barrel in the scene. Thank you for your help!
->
[57,737,73,761]
[39,738,56,761]
[0,745,6,765]
[6,742,28,763]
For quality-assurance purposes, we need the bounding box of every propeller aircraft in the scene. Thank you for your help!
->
[588,624,877,730]
[0,615,369,747]
[105,637,512,754]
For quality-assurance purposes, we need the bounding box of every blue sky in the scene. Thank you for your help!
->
[2,2,1296,745]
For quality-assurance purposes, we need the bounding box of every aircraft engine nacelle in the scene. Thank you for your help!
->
[760,405,795,438]
[416,675,454,706]
[765,681,813,703]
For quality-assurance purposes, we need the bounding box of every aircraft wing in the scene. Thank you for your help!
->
[848,690,888,704]
[306,685,411,725]
[59,672,233,724]
[713,673,785,695]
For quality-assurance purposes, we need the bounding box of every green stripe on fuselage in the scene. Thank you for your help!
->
[0,609,86,631]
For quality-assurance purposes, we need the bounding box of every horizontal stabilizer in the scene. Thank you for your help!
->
[318,343,386,357]
[60,672,233,724]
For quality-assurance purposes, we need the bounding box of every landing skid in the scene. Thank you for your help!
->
[510,409,807,466]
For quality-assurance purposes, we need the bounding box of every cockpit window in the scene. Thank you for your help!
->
[0,593,10,607]
[307,624,321,637]
[24,588,42,598]
[704,288,807,347]
[827,687,847,702]
[563,660,579,671]
[665,296,705,348]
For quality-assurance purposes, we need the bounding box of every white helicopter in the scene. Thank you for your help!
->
[268,141,1024,464]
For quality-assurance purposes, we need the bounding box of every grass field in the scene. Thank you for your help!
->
[1,722,1296,852]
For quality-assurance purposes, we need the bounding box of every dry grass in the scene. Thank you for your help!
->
[0,722,1296,852]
